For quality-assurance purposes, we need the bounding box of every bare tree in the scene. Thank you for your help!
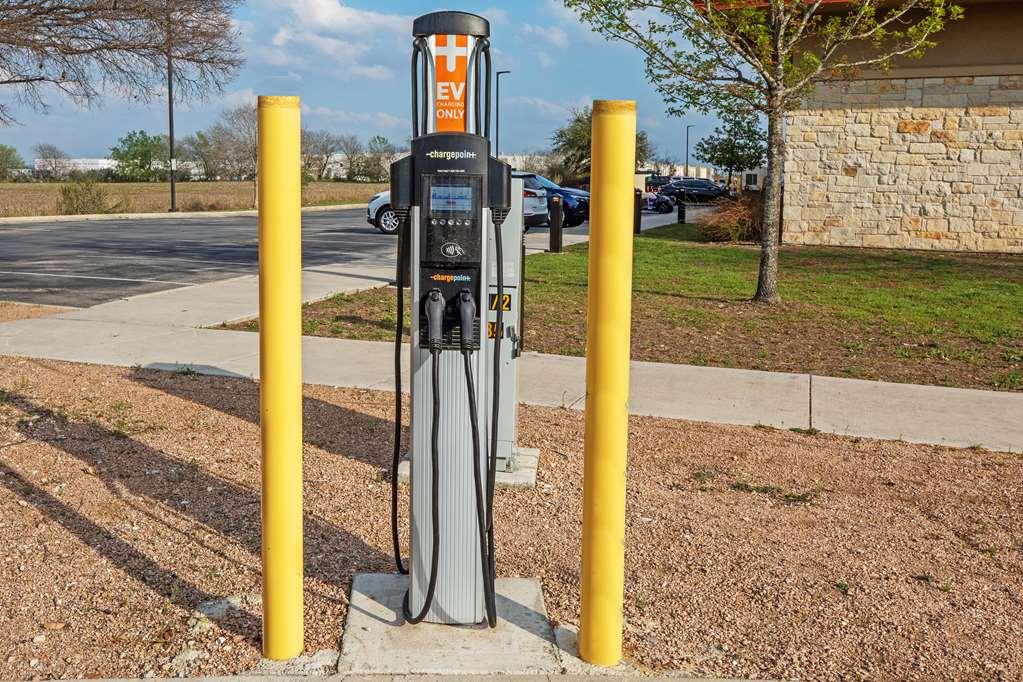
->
[208,102,258,205]
[0,0,243,125]
[179,131,224,180]
[337,134,364,181]
[301,129,344,181]
[32,142,70,179]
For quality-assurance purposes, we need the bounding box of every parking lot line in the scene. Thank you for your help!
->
[0,270,196,286]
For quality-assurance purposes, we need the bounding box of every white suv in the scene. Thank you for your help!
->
[367,191,400,234]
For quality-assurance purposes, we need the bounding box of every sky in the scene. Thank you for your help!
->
[0,0,718,164]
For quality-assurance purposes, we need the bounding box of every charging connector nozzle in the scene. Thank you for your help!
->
[456,290,476,351]
[425,290,446,351]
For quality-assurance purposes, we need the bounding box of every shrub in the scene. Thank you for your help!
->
[57,179,125,215]
[695,192,764,242]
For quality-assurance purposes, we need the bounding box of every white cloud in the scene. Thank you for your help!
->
[481,7,509,25]
[222,88,257,108]
[520,23,570,50]
[641,115,662,129]
[268,0,409,34]
[537,51,555,69]
[302,104,404,129]
[506,96,571,119]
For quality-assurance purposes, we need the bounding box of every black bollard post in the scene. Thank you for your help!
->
[549,195,563,253]
[677,198,687,225]
[633,189,642,235]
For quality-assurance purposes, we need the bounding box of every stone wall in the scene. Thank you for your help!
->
[783,75,1023,252]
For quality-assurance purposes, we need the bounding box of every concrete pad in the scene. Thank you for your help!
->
[338,573,560,675]
[553,624,639,676]
[302,336,401,390]
[398,445,539,488]
[812,375,1023,453]
[629,360,811,429]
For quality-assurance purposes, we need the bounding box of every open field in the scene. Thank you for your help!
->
[0,357,1021,679]
[239,224,1023,391]
[0,181,387,217]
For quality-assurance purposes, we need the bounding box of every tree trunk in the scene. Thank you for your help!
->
[754,104,785,304]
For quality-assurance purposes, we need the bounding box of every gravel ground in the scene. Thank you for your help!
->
[0,356,1020,680]
[0,302,68,322]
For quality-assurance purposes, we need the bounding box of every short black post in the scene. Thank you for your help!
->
[549,195,564,253]
[633,189,642,234]
[677,198,687,225]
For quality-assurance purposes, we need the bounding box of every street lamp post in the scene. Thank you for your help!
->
[684,124,695,178]
[167,52,178,212]
[496,70,511,158]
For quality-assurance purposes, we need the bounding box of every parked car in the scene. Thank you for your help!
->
[661,177,729,204]
[513,171,549,230]
[643,191,674,213]
[515,172,589,227]
[644,175,674,193]
[367,190,400,234]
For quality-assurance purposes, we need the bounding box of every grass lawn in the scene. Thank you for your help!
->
[0,181,387,217]
[228,224,1023,392]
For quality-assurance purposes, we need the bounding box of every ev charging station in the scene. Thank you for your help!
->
[387,10,526,627]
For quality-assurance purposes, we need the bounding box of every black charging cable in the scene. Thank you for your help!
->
[457,290,498,628]
[401,290,445,624]
[487,209,509,613]
[391,212,408,575]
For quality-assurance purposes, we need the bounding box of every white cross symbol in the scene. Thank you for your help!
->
[434,35,470,71]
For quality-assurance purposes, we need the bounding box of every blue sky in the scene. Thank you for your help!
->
[0,0,717,164]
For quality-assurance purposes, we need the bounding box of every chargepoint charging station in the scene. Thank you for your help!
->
[387,11,527,627]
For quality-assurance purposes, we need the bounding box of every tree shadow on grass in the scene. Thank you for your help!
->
[2,393,390,635]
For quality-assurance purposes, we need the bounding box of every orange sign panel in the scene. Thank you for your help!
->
[433,34,470,132]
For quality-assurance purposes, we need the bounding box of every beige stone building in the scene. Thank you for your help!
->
[783,0,1023,252]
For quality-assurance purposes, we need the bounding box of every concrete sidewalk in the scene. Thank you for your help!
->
[2,206,1020,453]
[1,320,1020,452]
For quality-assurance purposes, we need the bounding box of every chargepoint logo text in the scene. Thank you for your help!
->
[426,150,478,161]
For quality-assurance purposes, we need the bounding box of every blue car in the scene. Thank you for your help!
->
[517,172,589,227]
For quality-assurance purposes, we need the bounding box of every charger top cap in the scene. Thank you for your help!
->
[412,11,490,38]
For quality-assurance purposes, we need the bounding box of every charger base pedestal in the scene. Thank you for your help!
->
[339,573,560,675]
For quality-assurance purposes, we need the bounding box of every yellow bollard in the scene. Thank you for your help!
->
[579,100,637,667]
[258,95,304,661]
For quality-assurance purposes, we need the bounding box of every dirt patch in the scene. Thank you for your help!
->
[0,302,68,322]
[1,357,1021,680]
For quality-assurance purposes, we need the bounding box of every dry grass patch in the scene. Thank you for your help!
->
[0,181,386,217]
[1,356,1021,680]
[0,301,69,322]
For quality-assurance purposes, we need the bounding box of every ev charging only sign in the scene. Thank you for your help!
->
[430,34,471,132]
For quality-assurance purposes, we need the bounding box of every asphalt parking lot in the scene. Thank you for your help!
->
[0,208,393,307]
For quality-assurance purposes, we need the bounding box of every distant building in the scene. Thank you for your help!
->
[33,158,117,174]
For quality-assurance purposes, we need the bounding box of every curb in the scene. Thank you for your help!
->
[0,203,366,225]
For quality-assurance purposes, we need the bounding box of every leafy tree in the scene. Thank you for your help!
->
[551,105,653,182]
[32,143,70,179]
[0,0,243,125]
[110,130,170,181]
[566,0,962,303]
[0,144,26,180]
[694,112,766,187]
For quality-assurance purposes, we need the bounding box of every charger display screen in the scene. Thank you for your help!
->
[429,183,474,213]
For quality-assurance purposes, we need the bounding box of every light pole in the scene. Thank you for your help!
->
[496,70,511,158]
[684,124,694,178]
[167,51,178,212]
